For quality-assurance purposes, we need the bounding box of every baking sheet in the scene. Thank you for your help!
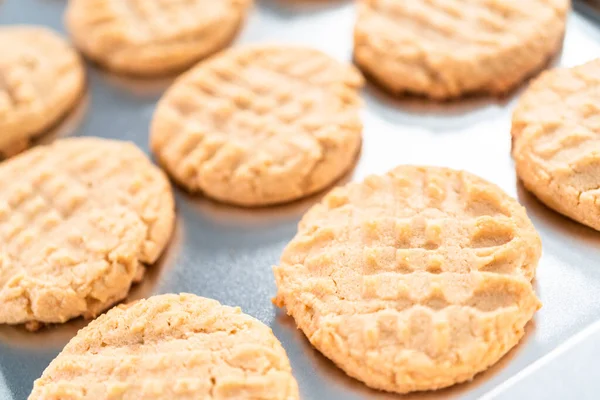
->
[575,0,600,23]
[1,1,600,399]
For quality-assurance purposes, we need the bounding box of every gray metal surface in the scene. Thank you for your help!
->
[1,1,600,399]
[574,0,600,23]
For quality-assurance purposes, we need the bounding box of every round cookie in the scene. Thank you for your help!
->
[0,26,85,157]
[353,0,569,99]
[29,293,300,400]
[151,45,364,207]
[65,0,253,76]
[0,137,175,327]
[273,165,541,393]
[512,59,600,231]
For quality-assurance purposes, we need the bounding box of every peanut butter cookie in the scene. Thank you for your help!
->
[30,293,299,399]
[65,0,252,76]
[354,0,569,99]
[151,45,364,206]
[513,58,600,231]
[274,165,541,393]
[0,138,175,327]
[0,26,85,157]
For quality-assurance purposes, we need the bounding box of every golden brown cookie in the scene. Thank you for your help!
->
[151,44,364,207]
[65,0,252,76]
[354,0,569,99]
[0,26,85,157]
[0,138,175,327]
[512,58,600,231]
[29,293,300,400]
[274,165,541,393]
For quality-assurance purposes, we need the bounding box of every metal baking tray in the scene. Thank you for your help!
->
[2,1,600,399]
[575,0,600,23]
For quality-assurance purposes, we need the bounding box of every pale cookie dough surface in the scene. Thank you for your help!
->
[29,293,300,400]
[151,45,364,206]
[512,58,600,231]
[65,0,252,76]
[0,26,85,157]
[0,137,175,326]
[354,0,569,99]
[274,165,542,393]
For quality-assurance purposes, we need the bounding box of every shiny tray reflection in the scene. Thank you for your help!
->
[2,1,600,399]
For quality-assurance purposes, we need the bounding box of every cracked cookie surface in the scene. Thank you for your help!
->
[354,0,569,99]
[0,137,175,327]
[29,293,300,400]
[513,58,600,231]
[65,0,252,76]
[273,165,541,393]
[0,26,85,157]
[151,44,364,206]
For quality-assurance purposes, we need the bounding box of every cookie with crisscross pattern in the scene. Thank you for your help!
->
[151,45,364,206]
[513,58,600,231]
[0,137,175,327]
[274,165,541,393]
[354,0,569,99]
[30,293,300,400]
[66,0,252,76]
[0,26,85,156]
